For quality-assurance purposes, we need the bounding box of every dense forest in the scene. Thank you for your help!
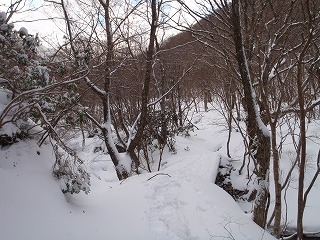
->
[0,0,320,239]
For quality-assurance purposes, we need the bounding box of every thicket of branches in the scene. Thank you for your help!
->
[1,0,320,238]
[175,0,320,238]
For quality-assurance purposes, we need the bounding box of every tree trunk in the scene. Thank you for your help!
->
[296,57,307,240]
[270,122,281,237]
[296,2,313,238]
[99,0,130,180]
[226,105,232,159]
[231,0,271,228]
[127,0,158,170]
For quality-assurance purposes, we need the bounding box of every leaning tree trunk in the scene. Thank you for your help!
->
[231,0,271,228]
[98,0,130,180]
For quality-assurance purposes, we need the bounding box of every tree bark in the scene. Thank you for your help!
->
[98,0,130,180]
[231,0,271,228]
[270,122,281,237]
[296,1,313,238]
[127,0,158,171]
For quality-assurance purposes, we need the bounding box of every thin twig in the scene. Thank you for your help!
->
[147,173,171,181]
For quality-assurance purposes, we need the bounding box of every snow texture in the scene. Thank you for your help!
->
[0,139,274,240]
[1,99,319,239]
[19,27,28,36]
[0,12,6,22]
[0,104,277,240]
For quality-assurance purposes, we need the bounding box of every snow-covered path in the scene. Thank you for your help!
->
[142,152,272,240]
[0,110,276,240]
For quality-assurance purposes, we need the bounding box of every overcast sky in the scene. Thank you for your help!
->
[2,0,67,47]
[1,0,202,48]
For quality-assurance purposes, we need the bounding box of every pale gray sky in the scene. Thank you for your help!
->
[1,0,204,48]
[1,0,65,47]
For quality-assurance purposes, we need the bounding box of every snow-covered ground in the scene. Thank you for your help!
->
[0,104,319,239]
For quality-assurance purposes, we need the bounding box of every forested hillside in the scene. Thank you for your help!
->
[1,1,319,239]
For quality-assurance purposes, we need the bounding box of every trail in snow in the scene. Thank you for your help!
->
[144,153,219,240]
[0,108,278,240]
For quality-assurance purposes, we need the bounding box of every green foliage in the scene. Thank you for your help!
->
[0,13,81,129]
[143,107,194,153]
[0,12,90,194]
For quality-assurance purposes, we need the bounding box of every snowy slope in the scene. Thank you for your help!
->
[0,109,276,240]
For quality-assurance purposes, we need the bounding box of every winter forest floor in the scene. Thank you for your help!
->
[0,104,319,240]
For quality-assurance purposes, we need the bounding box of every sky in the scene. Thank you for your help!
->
[1,0,203,48]
[1,0,66,47]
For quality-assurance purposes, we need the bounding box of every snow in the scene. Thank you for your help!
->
[0,11,6,22]
[101,119,132,175]
[0,100,319,239]
[0,34,5,42]
[0,89,20,136]
[241,40,270,138]
[0,107,277,240]
[0,142,273,240]
[35,65,50,85]
[0,23,9,31]
[84,76,107,96]
[19,27,28,36]
[267,118,320,233]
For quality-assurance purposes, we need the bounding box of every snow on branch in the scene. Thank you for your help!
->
[0,78,9,84]
[34,104,90,194]
[0,71,88,127]
[84,76,106,98]
[306,98,320,112]
[83,110,103,130]
[275,97,320,118]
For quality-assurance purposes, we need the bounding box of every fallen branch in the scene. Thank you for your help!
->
[147,173,171,181]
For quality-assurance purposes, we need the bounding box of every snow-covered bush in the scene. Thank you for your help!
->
[0,11,45,143]
[0,11,90,194]
[0,11,78,141]
[52,143,90,194]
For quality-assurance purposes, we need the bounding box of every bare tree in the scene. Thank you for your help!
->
[48,0,178,179]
